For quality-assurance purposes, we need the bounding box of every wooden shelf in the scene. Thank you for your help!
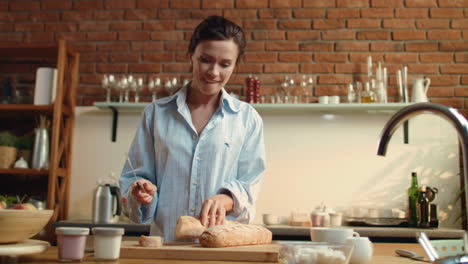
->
[0,168,49,176]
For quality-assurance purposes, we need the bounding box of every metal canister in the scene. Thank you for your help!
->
[32,128,49,169]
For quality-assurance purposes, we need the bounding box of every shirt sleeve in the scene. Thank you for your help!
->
[219,108,266,223]
[119,104,159,224]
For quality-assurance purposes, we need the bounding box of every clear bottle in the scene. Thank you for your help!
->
[347,83,356,103]
[361,82,375,103]
[407,172,419,227]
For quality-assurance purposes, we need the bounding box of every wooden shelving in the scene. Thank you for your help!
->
[0,168,49,176]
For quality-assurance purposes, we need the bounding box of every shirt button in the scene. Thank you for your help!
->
[193,180,198,185]
[190,208,195,212]
[195,156,200,160]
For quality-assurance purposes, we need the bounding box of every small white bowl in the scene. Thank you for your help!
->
[263,214,279,225]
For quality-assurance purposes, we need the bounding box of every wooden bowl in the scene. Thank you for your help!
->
[0,209,53,244]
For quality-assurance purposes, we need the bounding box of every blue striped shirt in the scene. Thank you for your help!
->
[119,85,266,242]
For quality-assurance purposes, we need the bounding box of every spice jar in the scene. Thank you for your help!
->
[55,227,89,262]
[92,227,125,260]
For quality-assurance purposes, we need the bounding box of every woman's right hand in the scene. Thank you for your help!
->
[131,179,157,204]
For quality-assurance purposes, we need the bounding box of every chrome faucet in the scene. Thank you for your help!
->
[376,102,468,229]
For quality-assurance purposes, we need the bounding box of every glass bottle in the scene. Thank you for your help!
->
[418,186,430,228]
[407,172,419,227]
[361,82,375,103]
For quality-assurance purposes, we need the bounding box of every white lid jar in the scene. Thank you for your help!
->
[55,227,89,262]
[92,227,124,260]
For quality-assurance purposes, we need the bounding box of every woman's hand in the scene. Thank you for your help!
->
[131,179,157,205]
[199,193,234,227]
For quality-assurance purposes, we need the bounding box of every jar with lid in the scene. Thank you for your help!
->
[92,227,125,260]
[55,227,89,262]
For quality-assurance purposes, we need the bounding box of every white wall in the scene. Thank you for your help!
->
[69,106,461,228]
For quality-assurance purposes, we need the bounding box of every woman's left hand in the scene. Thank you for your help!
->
[199,194,234,227]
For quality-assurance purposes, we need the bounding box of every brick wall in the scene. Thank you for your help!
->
[1,0,468,115]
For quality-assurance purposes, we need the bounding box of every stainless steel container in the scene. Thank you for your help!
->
[92,184,122,223]
[32,128,49,169]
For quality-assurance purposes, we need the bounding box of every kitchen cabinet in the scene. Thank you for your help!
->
[0,40,79,241]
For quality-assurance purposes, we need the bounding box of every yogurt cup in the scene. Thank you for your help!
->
[55,227,89,262]
[92,227,125,260]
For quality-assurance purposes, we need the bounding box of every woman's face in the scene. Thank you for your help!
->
[190,39,238,96]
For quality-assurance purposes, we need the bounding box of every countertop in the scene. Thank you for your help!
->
[55,220,466,241]
[0,241,426,264]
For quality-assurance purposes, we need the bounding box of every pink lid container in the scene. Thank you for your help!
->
[55,227,89,262]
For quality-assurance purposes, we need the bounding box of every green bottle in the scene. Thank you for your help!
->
[407,172,419,227]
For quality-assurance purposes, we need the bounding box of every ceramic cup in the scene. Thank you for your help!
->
[329,95,340,104]
[345,236,373,264]
[263,214,279,225]
[318,96,329,104]
[310,227,360,244]
[329,212,343,227]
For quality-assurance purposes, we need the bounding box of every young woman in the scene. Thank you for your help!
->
[120,15,266,242]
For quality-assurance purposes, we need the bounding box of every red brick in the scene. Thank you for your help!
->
[10,0,40,10]
[131,41,163,51]
[176,20,201,30]
[110,21,141,31]
[225,10,257,19]
[335,42,370,51]
[315,53,347,63]
[357,30,390,40]
[323,30,355,40]
[253,31,286,40]
[81,53,108,62]
[143,52,174,62]
[243,20,276,30]
[175,52,189,62]
[244,52,277,62]
[279,52,312,62]
[327,8,360,18]
[41,0,72,9]
[384,53,418,63]
[96,64,127,73]
[303,0,335,7]
[293,9,325,18]
[427,86,454,97]
[104,0,135,8]
[165,41,188,51]
[125,9,157,20]
[73,0,103,10]
[431,98,464,108]
[349,53,384,63]
[408,64,438,74]
[163,63,189,73]
[361,8,394,18]
[45,22,77,32]
[151,31,184,41]
[313,19,346,29]
[393,30,426,40]
[259,9,291,18]
[236,0,267,8]
[300,43,334,52]
[87,32,117,41]
[315,85,346,96]
[301,63,333,73]
[431,8,464,18]
[143,21,175,31]
[287,31,320,40]
[319,74,353,84]
[406,43,438,52]
[97,42,130,52]
[159,9,191,19]
[456,53,468,63]
[136,0,169,8]
[416,19,450,29]
[169,0,200,8]
[463,30,468,39]
[430,75,459,86]
[79,21,109,31]
[441,64,468,74]
[371,42,404,51]
[383,19,415,28]
[428,30,461,40]
[405,0,437,7]
[455,87,468,96]
[337,0,369,7]
[371,0,403,7]
[335,63,367,73]
[462,76,468,84]
[190,9,222,18]
[129,63,162,73]
[109,53,140,63]
[95,10,124,20]
[264,63,297,73]
[0,12,29,22]
[0,2,6,11]
[440,42,468,51]
[266,41,299,51]
[270,0,301,8]
[24,32,54,43]
[347,19,380,28]
[278,20,311,29]
[62,11,93,21]
[0,24,13,31]
[14,23,43,32]
[236,63,263,73]
[119,32,150,41]
[202,0,233,8]
[80,63,96,73]
[453,19,468,29]
[439,0,468,7]
[30,12,61,22]
[55,32,87,41]
[74,43,97,52]
[420,53,453,63]
[395,8,428,18]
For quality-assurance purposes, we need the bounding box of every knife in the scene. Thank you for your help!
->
[126,153,146,193]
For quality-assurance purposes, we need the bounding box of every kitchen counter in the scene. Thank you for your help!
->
[0,241,426,264]
[55,220,466,241]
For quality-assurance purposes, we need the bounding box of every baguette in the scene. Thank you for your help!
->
[175,215,239,239]
[139,235,164,247]
[199,224,272,248]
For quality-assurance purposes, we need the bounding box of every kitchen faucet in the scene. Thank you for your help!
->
[376,102,468,230]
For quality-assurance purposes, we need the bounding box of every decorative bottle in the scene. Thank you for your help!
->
[407,172,419,227]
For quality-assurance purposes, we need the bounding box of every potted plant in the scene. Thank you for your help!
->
[16,134,34,165]
[0,131,17,168]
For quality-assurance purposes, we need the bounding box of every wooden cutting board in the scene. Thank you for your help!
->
[120,241,280,262]
[0,239,49,256]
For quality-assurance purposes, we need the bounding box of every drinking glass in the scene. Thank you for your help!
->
[148,77,162,101]
[101,75,111,102]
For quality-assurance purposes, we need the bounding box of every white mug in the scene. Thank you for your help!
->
[345,236,373,264]
[310,227,360,244]
[329,95,340,104]
[318,96,329,104]
[329,212,343,227]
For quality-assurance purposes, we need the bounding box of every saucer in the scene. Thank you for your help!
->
[0,239,49,256]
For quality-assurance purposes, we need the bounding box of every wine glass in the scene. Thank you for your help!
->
[133,77,144,103]
[164,78,174,95]
[101,75,111,102]
[118,76,128,103]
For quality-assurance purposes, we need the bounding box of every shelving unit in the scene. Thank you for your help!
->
[93,101,413,142]
[0,40,79,241]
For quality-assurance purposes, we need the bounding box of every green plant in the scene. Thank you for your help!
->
[0,131,16,147]
[15,135,33,150]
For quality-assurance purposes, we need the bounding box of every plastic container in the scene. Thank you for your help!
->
[55,227,89,262]
[92,227,125,260]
